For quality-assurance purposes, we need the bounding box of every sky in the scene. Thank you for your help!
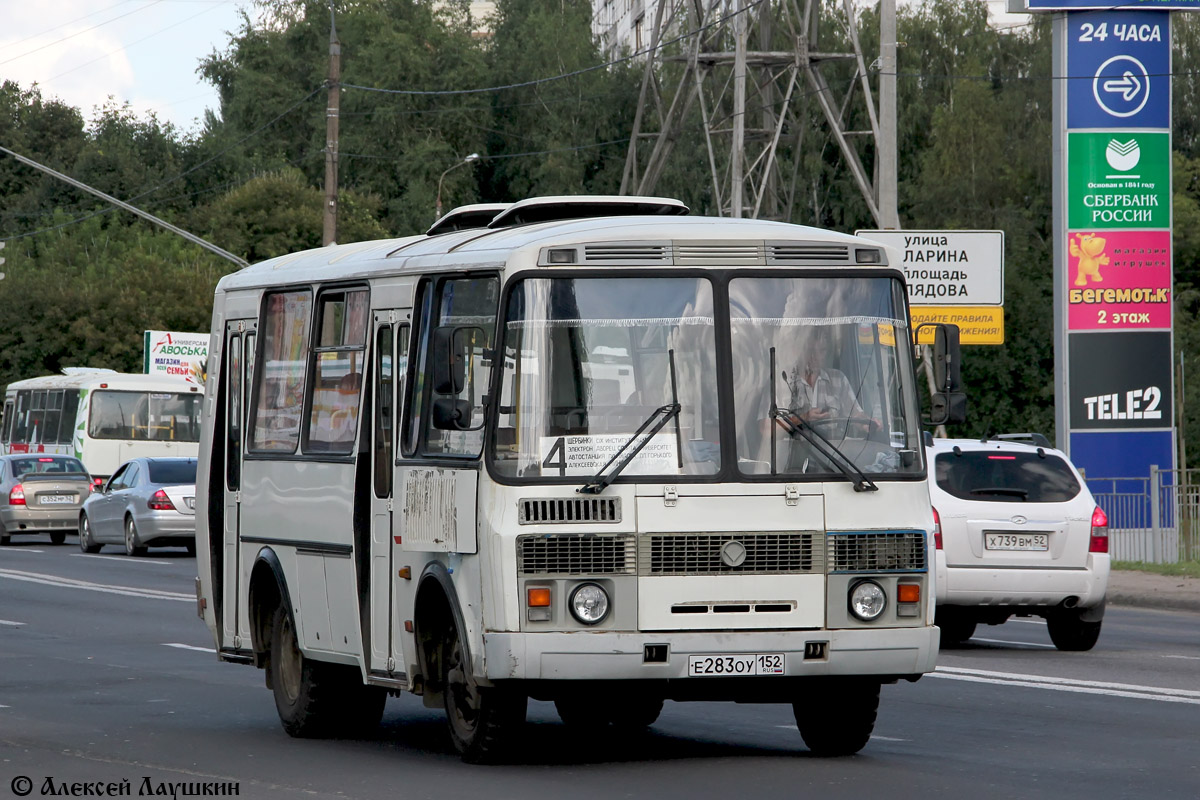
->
[1,0,1027,136]
[2,0,252,135]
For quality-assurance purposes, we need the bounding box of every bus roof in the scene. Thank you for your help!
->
[4,371,206,394]
[216,209,896,294]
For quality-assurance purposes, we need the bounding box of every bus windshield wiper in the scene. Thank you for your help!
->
[769,347,877,493]
[579,350,683,496]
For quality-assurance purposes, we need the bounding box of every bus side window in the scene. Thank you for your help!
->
[304,288,369,454]
[2,401,12,444]
[250,289,312,454]
[59,391,80,446]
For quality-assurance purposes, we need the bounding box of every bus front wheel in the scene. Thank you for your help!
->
[270,605,342,738]
[793,679,880,756]
[442,631,526,763]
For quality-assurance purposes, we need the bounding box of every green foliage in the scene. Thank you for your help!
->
[0,0,1195,465]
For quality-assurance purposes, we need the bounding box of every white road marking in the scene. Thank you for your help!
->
[970,637,1057,649]
[0,549,44,554]
[1010,618,1047,625]
[163,643,213,652]
[0,568,191,602]
[0,619,25,627]
[1163,654,1200,661]
[0,705,9,709]
[70,553,171,566]
[932,666,1200,704]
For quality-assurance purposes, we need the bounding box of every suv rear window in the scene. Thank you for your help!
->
[147,460,197,484]
[935,451,1081,503]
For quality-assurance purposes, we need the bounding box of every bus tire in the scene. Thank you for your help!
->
[609,697,664,731]
[79,514,102,554]
[269,604,341,738]
[442,629,526,763]
[124,517,148,557]
[793,679,880,756]
[50,531,67,546]
[555,696,663,731]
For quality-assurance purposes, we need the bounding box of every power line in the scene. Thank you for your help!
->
[341,0,771,97]
[0,0,166,67]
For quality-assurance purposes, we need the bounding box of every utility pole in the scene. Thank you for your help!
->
[878,0,898,231]
[323,5,341,247]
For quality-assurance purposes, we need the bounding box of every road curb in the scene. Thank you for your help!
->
[1108,591,1200,615]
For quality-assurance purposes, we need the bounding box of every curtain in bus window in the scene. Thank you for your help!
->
[306,289,368,454]
[28,391,46,444]
[252,290,312,453]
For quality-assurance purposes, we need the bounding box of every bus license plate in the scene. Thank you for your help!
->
[40,495,75,505]
[688,653,785,677]
[985,533,1048,551]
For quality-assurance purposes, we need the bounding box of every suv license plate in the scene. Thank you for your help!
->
[985,533,1048,551]
[688,653,785,677]
[40,495,75,505]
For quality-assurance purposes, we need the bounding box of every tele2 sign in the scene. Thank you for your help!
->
[855,230,1004,306]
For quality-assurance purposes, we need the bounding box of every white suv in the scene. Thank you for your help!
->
[927,435,1110,651]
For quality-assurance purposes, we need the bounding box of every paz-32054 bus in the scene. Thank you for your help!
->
[194,196,965,762]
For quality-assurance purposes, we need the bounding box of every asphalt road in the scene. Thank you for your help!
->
[1,540,1198,800]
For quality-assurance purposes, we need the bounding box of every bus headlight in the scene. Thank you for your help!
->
[569,583,610,625]
[849,580,887,621]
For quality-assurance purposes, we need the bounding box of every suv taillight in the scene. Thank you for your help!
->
[1089,506,1109,553]
[932,507,943,550]
[148,489,176,511]
[8,484,25,506]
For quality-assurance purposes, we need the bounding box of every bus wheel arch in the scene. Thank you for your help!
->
[412,563,469,707]
[248,548,292,679]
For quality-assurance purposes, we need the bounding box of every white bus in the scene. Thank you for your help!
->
[2,371,204,483]
[194,196,965,762]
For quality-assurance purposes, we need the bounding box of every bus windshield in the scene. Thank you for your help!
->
[88,391,203,442]
[730,275,923,477]
[492,276,719,479]
[490,273,923,482]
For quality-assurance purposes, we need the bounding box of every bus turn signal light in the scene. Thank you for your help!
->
[897,584,920,604]
[527,587,552,607]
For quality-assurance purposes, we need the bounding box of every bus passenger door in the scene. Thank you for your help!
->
[221,320,256,650]
[368,313,409,676]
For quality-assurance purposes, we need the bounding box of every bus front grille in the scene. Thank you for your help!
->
[518,534,636,575]
[639,532,821,575]
[827,531,927,573]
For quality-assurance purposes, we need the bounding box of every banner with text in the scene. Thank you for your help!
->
[143,330,209,386]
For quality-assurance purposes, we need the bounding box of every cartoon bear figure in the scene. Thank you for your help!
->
[1069,233,1108,287]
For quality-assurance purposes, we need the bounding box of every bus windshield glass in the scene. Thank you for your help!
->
[492,276,720,479]
[88,391,203,442]
[730,275,923,477]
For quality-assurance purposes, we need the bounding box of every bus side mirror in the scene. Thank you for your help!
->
[917,323,967,426]
[432,398,475,431]
[432,326,472,395]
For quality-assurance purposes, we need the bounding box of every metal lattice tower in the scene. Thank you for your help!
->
[620,0,885,224]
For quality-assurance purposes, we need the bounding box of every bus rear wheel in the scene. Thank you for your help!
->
[555,695,663,732]
[793,679,880,756]
[442,631,526,763]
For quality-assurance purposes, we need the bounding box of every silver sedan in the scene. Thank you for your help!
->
[79,457,197,556]
[0,454,93,546]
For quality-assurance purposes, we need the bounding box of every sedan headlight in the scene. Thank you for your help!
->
[569,583,610,625]
[849,580,887,621]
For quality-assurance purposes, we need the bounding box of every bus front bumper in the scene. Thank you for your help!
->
[482,626,938,682]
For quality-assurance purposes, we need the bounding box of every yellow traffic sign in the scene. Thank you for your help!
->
[912,306,1004,346]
